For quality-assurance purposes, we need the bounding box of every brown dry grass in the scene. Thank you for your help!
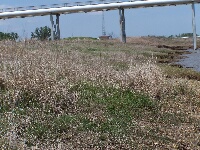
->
[0,37,200,149]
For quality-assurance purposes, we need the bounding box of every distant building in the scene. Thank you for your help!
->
[99,35,111,40]
[181,37,189,39]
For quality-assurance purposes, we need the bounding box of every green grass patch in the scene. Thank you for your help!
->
[26,122,49,139]
[53,115,77,133]
[75,82,156,110]
[73,82,158,136]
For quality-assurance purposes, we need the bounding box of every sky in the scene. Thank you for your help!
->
[0,0,200,39]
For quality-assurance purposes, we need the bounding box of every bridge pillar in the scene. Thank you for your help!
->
[50,14,55,40]
[56,14,60,40]
[192,3,197,50]
[50,14,60,40]
[119,8,126,43]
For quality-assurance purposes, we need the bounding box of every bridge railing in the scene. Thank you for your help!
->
[0,0,131,13]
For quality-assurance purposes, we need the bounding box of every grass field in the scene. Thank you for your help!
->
[0,37,200,149]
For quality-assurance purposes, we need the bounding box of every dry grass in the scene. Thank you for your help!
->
[0,38,200,149]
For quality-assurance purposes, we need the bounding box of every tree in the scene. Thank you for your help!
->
[31,26,51,40]
[9,32,19,40]
[0,31,19,41]
[175,33,198,38]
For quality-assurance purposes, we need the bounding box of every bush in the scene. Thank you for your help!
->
[0,32,18,41]
[31,26,51,40]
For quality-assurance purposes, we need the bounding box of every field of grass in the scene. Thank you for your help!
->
[0,37,200,149]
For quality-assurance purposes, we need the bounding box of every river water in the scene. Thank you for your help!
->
[176,49,200,72]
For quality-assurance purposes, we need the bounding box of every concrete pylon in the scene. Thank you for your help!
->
[50,14,55,40]
[119,8,126,43]
[56,14,60,40]
[50,14,60,40]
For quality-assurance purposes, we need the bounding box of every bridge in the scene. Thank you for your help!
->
[0,0,200,49]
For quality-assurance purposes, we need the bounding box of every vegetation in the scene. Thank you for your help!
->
[176,33,197,38]
[31,26,51,40]
[0,31,19,41]
[0,37,200,149]
[64,37,98,40]
[148,33,199,38]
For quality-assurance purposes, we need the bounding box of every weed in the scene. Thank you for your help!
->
[27,122,49,139]
[0,38,199,149]
[53,115,76,133]
[161,65,200,80]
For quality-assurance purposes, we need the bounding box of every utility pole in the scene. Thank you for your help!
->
[100,0,106,36]
[102,11,106,36]
[191,2,197,50]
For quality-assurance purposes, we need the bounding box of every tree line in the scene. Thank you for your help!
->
[0,26,51,41]
[1,26,198,41]
[0,32,19,41]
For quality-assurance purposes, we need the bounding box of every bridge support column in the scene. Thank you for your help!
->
[56,14,60,40]
[50,14,60,40]
[192,3,197,50]
[119,8,126,43]
[50,14,55,40]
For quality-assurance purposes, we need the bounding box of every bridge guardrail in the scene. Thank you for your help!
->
[15,7,26,11]
[0,0,128,13]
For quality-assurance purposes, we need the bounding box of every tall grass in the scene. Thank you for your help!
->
[0,39,200,149]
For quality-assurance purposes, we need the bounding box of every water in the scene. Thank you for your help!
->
[176,49,200,72]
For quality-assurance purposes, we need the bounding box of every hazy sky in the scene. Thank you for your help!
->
[0,0,200,39]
